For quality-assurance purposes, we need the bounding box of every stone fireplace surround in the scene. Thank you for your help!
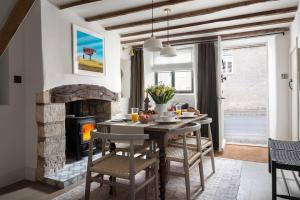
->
[35,84,119,182]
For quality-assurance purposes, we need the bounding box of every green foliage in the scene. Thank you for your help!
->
[146,84,175,104]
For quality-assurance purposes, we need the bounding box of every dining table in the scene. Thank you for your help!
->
[96,114,208,200]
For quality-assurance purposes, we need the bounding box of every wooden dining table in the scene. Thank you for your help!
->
[96,114,208,200]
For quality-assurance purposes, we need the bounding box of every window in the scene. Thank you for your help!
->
[155,70,193,93]
[222,55,234,74]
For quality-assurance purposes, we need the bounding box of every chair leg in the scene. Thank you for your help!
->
[154,161,159,200]
[84,171,91,200]
[199,156,205,191]
[210,147,215,173]
[145,168,149,200]
[184,162,191,200]
[272,163,277,200]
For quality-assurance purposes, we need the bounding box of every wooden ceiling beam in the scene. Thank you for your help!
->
[105,0,276,30]
[121,7,297,38]
[0,0,35,56]
[86,0,191,22]
[121,18,293,44]
[59,0,102,10]
[131,27,289,48]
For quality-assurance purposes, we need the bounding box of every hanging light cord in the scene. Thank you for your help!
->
[151,0,154,37]
[167,9,170,44]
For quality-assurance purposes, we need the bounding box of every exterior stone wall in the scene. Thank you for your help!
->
[223,46,268,115]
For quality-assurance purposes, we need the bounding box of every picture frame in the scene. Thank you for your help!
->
[72,24,105,76]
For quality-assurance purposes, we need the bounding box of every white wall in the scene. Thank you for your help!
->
[0,0,122,187]
[41,0,121,93]
[290,1,300,49]
[0,0,42,187]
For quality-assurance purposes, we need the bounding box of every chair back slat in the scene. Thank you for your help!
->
[91,131,149,141]
[172,122,201,135]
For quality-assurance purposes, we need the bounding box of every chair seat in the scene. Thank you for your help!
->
[170,137,212,150]
[91,155,157,179]
[166,146,201,164]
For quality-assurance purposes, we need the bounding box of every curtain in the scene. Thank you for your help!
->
[129,48,144,109]
[197,42,219,149]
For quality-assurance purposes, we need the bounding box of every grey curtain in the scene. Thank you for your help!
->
[129,48,144,109]
[197,42,219,149]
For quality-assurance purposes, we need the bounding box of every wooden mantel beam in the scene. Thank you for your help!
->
[121,18,293,44]
[86,0,191,22]
[0,0,35,56]
[105,0,276,30]
[59,0,102,10]
[121,7,297,38]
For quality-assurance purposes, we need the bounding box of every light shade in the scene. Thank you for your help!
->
[160,44,177,57]
[143,36,163,52]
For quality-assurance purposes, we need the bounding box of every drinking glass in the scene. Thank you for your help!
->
[131,108,139,122]
[175,105,182,116]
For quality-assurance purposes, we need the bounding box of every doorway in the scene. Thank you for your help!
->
[221,44,269,146]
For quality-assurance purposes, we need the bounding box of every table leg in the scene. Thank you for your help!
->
[272,162,277,200]
[157,134,168,200]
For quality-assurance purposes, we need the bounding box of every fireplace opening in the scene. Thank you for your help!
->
[65,99,110,162]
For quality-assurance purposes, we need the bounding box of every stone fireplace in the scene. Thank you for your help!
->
[35,84,119,183]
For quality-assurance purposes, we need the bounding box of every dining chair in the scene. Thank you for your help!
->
[169,117,215,174]
[166,122,204,200]
[85,131,159,200]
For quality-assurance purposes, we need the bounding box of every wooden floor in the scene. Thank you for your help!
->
[0,145,269,200]
[215,144,268,163]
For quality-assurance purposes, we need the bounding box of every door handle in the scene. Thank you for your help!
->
[289,79,293,90]
[218,97,226,100]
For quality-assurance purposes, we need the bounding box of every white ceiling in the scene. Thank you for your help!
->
[47,0,300,45]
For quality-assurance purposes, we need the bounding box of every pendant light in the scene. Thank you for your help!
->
[143,0,162,52]
[160,8,177,57]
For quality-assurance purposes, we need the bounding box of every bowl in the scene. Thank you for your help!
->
[182,112,195,117]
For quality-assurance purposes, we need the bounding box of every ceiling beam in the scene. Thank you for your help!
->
[105,0,276,30]
[59,0,102,10]
[121,18,293,44]
[0,0,35,56]
[132,27,289,47]
[86,0,191,22]
[121,7,297,38]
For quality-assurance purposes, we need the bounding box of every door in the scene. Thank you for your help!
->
[289,37,300,141]
[217,36,225,150]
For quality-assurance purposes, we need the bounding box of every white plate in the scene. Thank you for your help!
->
[155,119,182,124]
[179,115,198,118]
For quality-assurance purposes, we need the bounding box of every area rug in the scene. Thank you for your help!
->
[52,158,242,200]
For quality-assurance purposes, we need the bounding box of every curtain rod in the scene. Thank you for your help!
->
[131,31,285,49]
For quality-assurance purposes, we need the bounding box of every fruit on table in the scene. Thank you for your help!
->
[139,114,150,123]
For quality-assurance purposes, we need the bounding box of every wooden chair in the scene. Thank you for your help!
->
[169,117,215,174]
[166,122,205,200]
[85,131,159,200]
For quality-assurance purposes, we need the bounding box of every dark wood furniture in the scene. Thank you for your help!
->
[97,114,207,200]
[268,139,300,200]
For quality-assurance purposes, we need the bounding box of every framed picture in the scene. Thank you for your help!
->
[72,25,105,76]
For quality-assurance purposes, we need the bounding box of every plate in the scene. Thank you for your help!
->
[155,119,182,124]
[179,115,198,119]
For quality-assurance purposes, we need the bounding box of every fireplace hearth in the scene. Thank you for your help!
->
[36,84,120,187]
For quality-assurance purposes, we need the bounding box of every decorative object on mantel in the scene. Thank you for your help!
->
[72,25,105,76]
[146,84,175,116]
[143,0,162,52]
[160,8,177,57]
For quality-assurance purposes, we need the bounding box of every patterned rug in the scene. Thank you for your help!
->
[53,158,242,200]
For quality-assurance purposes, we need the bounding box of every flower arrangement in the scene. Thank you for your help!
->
[146,84,175,104]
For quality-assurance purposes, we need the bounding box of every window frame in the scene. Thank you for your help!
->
[154,70,194,94]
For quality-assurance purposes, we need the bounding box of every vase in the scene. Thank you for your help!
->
[155,104,168,116]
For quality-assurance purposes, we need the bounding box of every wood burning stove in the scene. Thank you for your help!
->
[65,116,96,160]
